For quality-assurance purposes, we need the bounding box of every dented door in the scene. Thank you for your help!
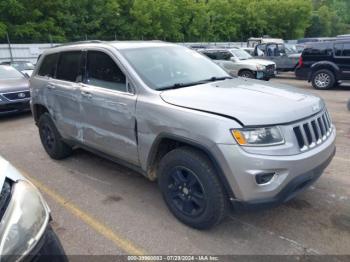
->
[48,51,84,140]
[80,50,139,165]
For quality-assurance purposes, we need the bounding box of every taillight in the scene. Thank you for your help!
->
[298,56,303,67]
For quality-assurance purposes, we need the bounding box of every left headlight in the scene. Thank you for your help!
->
[231,127,284,146]
[256,64,266,71]
[0,180,49,259]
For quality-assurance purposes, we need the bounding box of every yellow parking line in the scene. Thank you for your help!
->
[24,173,146,256]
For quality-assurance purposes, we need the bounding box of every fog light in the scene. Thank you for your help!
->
[255,172,275,185]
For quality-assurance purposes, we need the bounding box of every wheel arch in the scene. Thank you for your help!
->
[238,68,255,77]
[309,62,340,81]
[146,133,236,200]
[32,103,49,124]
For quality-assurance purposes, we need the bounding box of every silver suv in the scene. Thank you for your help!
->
[30,41,336,229]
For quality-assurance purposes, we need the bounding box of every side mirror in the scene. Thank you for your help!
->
[230,57,238,62]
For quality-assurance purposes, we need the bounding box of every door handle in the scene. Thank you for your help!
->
[47,84,55,90]
[81,91,92,99]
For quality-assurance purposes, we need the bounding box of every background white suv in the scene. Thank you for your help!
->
[200,47,276,80]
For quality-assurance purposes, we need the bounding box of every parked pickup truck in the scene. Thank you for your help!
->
[30,41,336,229]
[253,42,300,71]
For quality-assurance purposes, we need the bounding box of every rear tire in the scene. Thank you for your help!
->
[158,147,228,229]
[238,70,255,79]
[38,113,73,160]
[311,69,335,90]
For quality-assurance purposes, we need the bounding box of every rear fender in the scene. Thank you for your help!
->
[309,61,341,82]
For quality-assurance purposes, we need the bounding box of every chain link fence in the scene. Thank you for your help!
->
[0,33,248,64]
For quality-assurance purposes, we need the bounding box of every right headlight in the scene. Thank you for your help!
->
[231,126,284,146]
[0,180,50,260]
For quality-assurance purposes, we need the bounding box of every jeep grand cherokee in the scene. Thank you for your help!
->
[30,41,336,229]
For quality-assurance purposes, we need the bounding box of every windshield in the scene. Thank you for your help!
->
[284,44,297,54]
[0,66,24,79]
[12,62,35,71]
[120,46,229,90]
[230,49,252,60]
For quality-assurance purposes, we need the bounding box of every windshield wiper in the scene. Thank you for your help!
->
[157,76,232,91]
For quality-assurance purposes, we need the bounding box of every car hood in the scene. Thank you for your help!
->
[0,156,24,189]
[0,78,29,93]
[242,58,275,66]
[160,78,324,126]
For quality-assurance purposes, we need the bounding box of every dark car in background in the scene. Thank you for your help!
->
[295,40,350,89]
[0,65,31,115]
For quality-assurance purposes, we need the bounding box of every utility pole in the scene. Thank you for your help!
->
[49,34,53,47]
[6,32,13,62]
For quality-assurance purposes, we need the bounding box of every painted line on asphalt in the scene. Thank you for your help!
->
[23,172,146,256]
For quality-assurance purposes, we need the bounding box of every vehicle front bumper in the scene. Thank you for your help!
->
[256,69,276,79]
[0,98,30,115]
[26,224,67,262]
[213,127,336,208]
[2,224,67,262]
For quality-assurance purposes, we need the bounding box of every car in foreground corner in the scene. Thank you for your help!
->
[0,156,67,261]
[0,65,31,115]
[31,41,336,229]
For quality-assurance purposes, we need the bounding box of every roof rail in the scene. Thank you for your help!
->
[56,40,104,47]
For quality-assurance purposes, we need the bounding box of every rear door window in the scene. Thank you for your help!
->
[38,53,59,78]
[202,52,217,60]
[216,51,232,61]
[86,51,126,92]
[56,51,83,82]
[334,44,343,56]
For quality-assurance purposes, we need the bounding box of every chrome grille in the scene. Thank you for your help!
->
[293,110,333,151]
[2,91,30,101]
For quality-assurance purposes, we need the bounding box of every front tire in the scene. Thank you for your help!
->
[312,69,335,90]
[238,70,255,79]
[38,113,73,160]
[158,147,228,229]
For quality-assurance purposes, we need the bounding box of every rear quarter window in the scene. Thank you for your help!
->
[303,43,333,57]
[334,42,350,57]
[343,43,350,56]
[38,53,59,77]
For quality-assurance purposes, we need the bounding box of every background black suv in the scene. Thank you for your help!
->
[295,40,350,89]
